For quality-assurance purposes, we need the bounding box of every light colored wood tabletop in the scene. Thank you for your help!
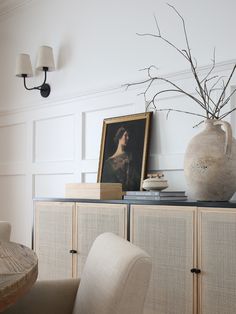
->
[0,241,38,312]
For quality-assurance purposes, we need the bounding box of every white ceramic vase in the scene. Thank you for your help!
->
[184,119,236,201]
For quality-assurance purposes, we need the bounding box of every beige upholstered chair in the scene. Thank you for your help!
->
[5,232,152,314]
[0,221,11,241]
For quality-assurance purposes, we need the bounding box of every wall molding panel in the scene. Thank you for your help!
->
[33,114,75,163]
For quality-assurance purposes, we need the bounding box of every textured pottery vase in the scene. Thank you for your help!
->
[184,119,236,201]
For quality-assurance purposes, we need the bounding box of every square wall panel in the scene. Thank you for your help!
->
[0,123,26,163]
[34,115,74,162]
[34,174,75,198]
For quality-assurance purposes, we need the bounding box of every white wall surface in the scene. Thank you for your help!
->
[0,0,236,245]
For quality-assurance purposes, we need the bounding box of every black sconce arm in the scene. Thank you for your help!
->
[22,67,50,98]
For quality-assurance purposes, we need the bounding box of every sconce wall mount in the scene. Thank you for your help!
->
[16,46,55,98]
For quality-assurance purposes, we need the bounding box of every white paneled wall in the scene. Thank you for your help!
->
[0,87,144,245]
[34,115,75,162]
[1,0,236,246]
[0,123,26,163]
[0,60,235,246]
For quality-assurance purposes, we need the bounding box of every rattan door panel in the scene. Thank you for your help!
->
[198,208,236,314]
[131,205,197,314]
[34,201,75,280]
[76,202,127,276]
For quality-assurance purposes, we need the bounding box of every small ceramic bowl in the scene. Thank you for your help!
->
[142,177,168,191]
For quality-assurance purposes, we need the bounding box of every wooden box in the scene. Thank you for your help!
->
[65,183,122,200]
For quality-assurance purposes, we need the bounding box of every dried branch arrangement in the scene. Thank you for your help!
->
[126,4,236,122]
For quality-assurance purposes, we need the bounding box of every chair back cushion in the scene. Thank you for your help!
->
[73,233,151,314]
[0,221,11,241]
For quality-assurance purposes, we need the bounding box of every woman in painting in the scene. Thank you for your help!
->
[102,126,139,191]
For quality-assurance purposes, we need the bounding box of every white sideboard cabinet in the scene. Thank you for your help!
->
[76,202,127,276]
[34,201,76,280]
[130,204,236,314]
[130,205,197,314]
[34,201,127,280]
[198,207,236,314]
[34,199,236,314]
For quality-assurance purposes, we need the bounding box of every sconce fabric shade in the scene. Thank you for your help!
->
[15,53,33,77]
[36,46,55,71]
[15,45,55,98]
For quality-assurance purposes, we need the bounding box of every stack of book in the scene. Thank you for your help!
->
[65,183,122,200]
[123,190,187,201]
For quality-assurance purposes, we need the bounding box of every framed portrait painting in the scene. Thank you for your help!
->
[97,112,152,191]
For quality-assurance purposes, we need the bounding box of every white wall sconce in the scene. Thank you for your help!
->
[15,46,55,98]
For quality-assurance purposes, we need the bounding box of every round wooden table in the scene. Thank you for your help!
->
[0,241,38,312]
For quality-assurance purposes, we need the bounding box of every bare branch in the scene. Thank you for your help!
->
[167,4,208,105]
[215,87,236,113]
[139,65,158,74]
[156,108,207,119]
[209,75,226,92]
[195,87,217,118]
[193,120,204,128]
[136,31,189,61]
[167,4,192,57]
[137,77,156,99]
[154,14,161,35]
[126,65,210,113]
[219,107,236,119]
[150,86,211,114]
[137,10,191,63]
[123,78,153,90]
[127,4,236,122]
[215,64,236,112]
[200,48,216,84]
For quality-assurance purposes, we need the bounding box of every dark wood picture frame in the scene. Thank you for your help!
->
[97,112,152,191]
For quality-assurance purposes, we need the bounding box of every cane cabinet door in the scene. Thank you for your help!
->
[34,201,76,280]
[76,202,127,276]
[198,207,236,314]
[130,205,197,314]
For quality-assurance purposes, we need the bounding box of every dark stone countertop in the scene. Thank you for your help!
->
[33,197,236,208]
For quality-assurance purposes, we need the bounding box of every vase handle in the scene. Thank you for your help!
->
[213,120,232,156]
